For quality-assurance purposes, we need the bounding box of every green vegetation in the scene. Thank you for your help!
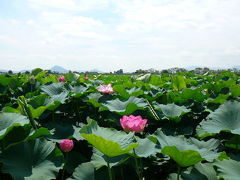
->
[0,68,239,179]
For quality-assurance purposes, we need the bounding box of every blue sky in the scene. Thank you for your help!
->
[0,0,240,72]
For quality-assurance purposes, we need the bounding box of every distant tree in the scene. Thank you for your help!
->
[8,70,13,74]
[134,69,147,74]
[114,69,123,74]
[161,69,170,74]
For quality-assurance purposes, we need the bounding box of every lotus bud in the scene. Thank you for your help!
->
[57,76,65,82]
[59,139,74,152]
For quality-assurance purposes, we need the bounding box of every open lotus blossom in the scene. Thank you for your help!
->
[57,76,65,82]
[59,139,74,152]
[120,115,148,133]
[98,84,114,93]
[84,76,89,80]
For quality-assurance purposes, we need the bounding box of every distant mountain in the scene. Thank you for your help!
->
[51,66,68,73]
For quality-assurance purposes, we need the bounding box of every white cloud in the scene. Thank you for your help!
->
[115,0,240,32]
[28,0,110,11]
[0,0,240,72]
[224,47,240,55]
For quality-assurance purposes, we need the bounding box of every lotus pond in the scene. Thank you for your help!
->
[0,69,240,180]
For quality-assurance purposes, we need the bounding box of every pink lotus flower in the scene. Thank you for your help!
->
[98,84,114,93]
[120,115,148,133]
[59,139,74,152]
[84,77,89,80]
[57,76,65,82]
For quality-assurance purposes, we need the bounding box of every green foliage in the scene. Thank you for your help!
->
[182,163,218,180]
[197,101,240,138]
[100,96,147,115]
[172,75,186,91]
[0,70,239,179]
[162,146,204,167]
[214,159,240,180]
[67,162,95,180]
[0,113,29,139]
[1,138,63,179]
[80,120,138,157]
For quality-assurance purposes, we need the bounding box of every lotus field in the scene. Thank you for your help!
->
[1,69,240,180]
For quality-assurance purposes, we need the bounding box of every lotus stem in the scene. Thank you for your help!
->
[177,166,181,180]
[133,148,143,180]
[120,166,124,180]
[61,152,68,180]
[107,157,113,180]
[145,100,160,120]
[18,96,37,129]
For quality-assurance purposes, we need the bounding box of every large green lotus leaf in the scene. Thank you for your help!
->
[149,75,163,86]
[34,70,47,80]
[39,74,58,84]
[169,88,209,103]
[206,94,229,104]
[41,82,69,103]
[91,148,129,169]
[154,129,220,162]
[45,122,83,142]
[65,72,80,82]
[162,146,204,167]
[154,103,190,122]
[132,137,160,158]
[65,151,88,173]
[67,162,94,180]
[1,119,49,148]
[29,105,48,118]
[0,113,29,140]
[70,85,88,97]
[101,96,147,115]
[213,79,236,93]
[230,84,240,97]
[1,138,63,180]
[25,127,51,141]
[0,125,31,150]
[85,93,103,107]
[31,68,43,76]
[2,106,21,113]
[214,159,240,180]
[197,101,240,138]
[80,120,139,157]
[0,75,11,86]
[29,94,48,107]
[182,163,218,180]
[41,82,66,96]
[172,75,186,91]
[126,87,143,95]
[113,85,129,99]
[144,87,166,101]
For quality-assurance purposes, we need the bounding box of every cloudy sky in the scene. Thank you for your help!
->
[0,0,240,72]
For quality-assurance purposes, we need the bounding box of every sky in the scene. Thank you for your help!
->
[0,0,240,72]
